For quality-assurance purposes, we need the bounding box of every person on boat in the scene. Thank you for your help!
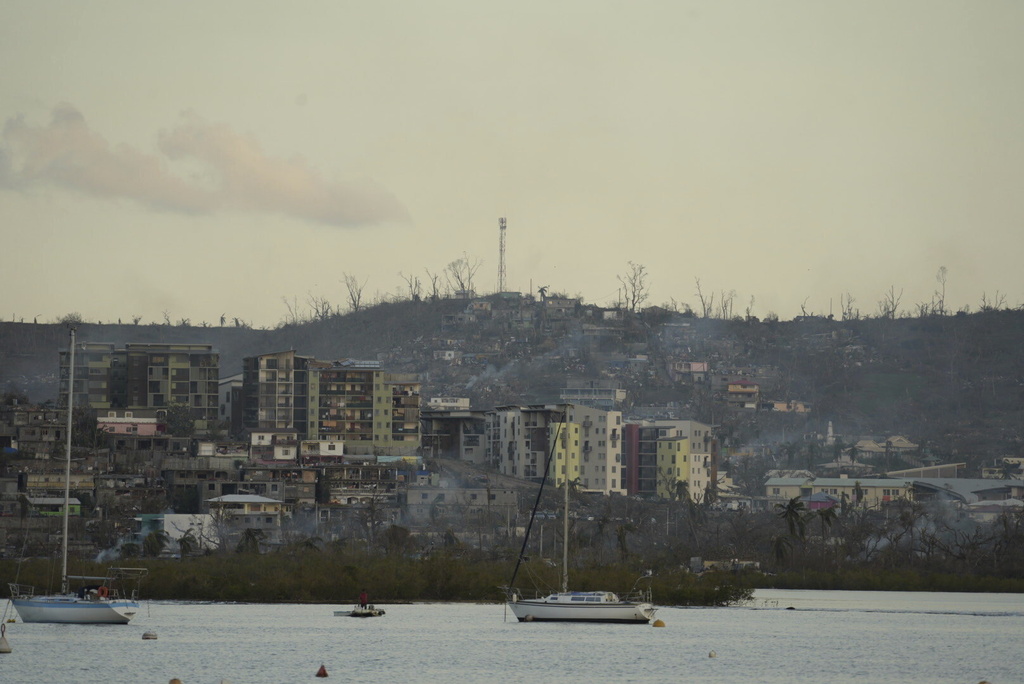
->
[359,589,368,609]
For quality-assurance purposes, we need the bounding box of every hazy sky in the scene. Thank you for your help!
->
[2,1,1022,327]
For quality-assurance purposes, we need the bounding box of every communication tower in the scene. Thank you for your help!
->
[497,217,507,293]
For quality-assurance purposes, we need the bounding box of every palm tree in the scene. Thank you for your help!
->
[177,529,198,559]
[771,534,794,565]
[775,497,808,541]
[142,530,170,557]
[818,505,838,532]
[816,506,838,564]
[236,528,266,554]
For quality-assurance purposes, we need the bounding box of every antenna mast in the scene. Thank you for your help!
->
[497,217,507,293]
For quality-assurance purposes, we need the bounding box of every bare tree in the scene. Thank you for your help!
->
[934,266,948,315]
[444,253,482,297]
[423,268,442,301]
[717,289,736,319]
[876,285,903,319]
[342,273,368,312]
[617,261,650,312]
[281,296,305,325]
[399,271,422,302]
[980,290,1006,312]
[307,293,334,321]
[840,293,859,320]
[695,278,715,318]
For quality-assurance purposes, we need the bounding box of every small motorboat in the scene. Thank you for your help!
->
[334,605,385,618]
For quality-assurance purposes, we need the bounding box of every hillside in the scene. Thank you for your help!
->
[2,300,1022,470]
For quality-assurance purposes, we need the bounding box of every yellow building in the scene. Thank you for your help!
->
[765,476,913,507]
[656,436,713,503]
[548,421,582,488]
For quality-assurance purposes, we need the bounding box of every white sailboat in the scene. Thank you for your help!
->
[506,413,656,624]
[8,328,147,624]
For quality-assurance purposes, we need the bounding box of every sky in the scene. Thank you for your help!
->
[2,1,1023,328]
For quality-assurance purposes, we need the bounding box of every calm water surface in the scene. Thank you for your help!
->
[1,589,1022,684]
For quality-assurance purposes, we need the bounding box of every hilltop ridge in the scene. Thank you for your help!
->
[1,297,1022,472]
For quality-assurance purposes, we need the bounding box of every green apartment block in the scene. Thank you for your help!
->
[60,342,220,432]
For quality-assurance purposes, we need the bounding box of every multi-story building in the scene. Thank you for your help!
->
[0,405,65,460]
[404,484,518,527]
[218,373,244,438]
[559,379,626,410]
[624,419,717,499]
[206,494,286,546]
[61,342,220,433]
[487,404,624,495]
[725,380,760,410]
[321,458,404,507]
[239,465,317,508]
[656,436,715,502]
[242,351,420,458]
[421,408,488,464]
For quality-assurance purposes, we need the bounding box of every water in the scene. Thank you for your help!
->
[1,590,1022,683]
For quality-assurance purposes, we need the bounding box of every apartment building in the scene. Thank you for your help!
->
[241,351,421,458]
[61,342,220,433]
[487,403,625,495]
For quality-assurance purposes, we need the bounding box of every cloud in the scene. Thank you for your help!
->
[0,104,408,227]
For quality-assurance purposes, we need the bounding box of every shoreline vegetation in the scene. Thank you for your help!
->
[5,552,1022,607]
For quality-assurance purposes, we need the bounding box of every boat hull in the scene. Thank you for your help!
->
[12,596,139,624]
[333,608,386,618]
[507,598,655,623]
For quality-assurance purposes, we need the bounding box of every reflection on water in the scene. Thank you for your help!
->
[1,591,1022,683]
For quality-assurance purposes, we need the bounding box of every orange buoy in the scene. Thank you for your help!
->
[316,663,328,678]
[97,586,109,599]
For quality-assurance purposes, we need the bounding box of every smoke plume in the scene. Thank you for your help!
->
[0,104,409,227]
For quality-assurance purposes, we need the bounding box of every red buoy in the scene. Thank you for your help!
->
[316,664,328,678]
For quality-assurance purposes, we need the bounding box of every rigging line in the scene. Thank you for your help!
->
[506,406,567,592]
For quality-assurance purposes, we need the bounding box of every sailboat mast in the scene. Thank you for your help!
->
[60,327,75,595]
[562,452,569,594]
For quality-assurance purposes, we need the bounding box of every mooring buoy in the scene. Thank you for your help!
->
[652,619,665,627]
[143,631,158,640]
[316,663,329,678]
